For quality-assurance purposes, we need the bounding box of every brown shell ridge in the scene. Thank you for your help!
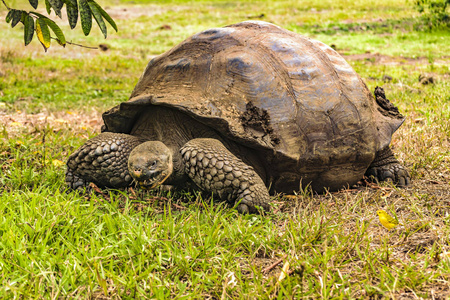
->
[230,23,369,161]
[292,44,364,155]
[236,30,323,151]
[104,94,275,152]
[223,44,301,119]
[195,29,308,152]
[237,44,308,152]
[246,40,298,104]
[299,36,365,132]
[102,96,156,133]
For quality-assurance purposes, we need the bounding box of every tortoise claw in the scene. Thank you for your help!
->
[237,203,250,214]
[366,147,410,187]
[366,162,410,187]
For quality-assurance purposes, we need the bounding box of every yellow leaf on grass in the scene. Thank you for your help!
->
[52,159,65,167]
[10,122,23,127]
[45,159,65,167]
[440,251,450,261]
[277,261,290,283]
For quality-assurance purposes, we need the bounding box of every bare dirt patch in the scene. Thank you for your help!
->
[1,109,102,138]
[105,5,189,20]
[342,52,450,66]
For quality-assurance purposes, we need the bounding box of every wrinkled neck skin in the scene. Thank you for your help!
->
[130,106,214,186]
[166,148,188,185]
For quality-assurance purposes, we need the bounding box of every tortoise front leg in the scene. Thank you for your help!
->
[66,132,144,190]
[180,138,271,213]
[365,147,410,187]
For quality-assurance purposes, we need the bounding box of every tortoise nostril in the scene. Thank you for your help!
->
[133,168,142,178]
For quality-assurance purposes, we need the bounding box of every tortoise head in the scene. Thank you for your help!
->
[128,141,173,190]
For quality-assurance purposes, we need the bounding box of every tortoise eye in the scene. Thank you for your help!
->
[150,161,157,169]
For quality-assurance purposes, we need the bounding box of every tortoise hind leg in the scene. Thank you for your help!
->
[365,147,410,187]
[180,138,271,214]
[66,132,144,190]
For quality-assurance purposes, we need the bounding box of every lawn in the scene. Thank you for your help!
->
[1,0,450,298]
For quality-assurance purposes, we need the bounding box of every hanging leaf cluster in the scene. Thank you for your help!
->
[4,0,117,51]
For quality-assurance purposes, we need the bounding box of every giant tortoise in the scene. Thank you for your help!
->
[66,21,410,213]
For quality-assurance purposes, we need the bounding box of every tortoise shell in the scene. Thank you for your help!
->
[102,21,404,192]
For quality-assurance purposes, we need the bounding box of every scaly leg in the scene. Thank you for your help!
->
[180,138,270,213]
[66,132,144,190]
[365,147,410,187]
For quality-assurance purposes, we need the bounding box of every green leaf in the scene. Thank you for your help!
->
[90,1,117,32]
[78,0,92,36]
[88,1,107,38]
[45,0,51,14]
[66,0,79,29]
[29,0,39,9]
[6,10,13,23]
[48,0,64,18]
[55,38,66,46]
[23,14,35,46]
[44,18,67,46]
[31,12,66,46]
[36,18,51,51]
[62,0,77,7]
[56,0,65,13]
[11,10,23,28]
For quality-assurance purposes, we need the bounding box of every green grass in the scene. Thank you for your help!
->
[1,0,450,298]
[0,51,140,112]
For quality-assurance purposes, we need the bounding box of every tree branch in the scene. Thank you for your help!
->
[65,41,99,49]
[1,0,11,10]
[262,255,288,274]
[50,37,99,49]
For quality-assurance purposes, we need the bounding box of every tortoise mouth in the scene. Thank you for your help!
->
[136,171,171,190]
